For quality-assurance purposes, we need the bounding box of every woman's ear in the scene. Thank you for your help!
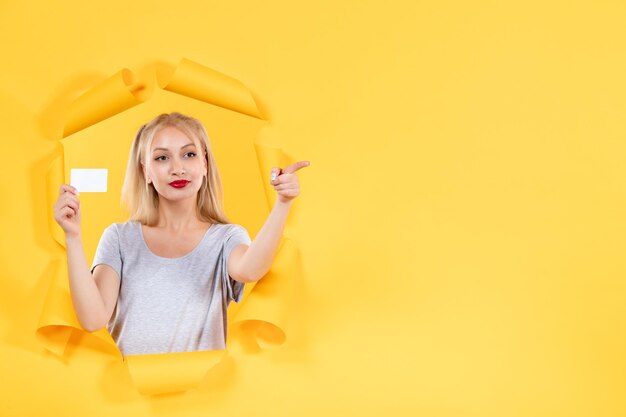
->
[141,162,151,183]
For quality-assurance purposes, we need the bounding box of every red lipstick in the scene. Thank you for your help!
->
[169,180,190,188]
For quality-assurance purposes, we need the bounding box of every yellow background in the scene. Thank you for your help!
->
[1,0,626,415]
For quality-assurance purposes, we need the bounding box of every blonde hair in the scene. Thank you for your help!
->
[121,112,231,226]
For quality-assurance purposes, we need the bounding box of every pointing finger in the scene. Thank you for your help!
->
[282,161,311,174]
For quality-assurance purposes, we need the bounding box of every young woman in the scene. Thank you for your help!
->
[53,112,309,356]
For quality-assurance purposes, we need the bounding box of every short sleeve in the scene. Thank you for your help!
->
[91,224,122,279]
[222,224,251,303]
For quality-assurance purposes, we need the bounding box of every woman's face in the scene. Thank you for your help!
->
[144,126,207,204]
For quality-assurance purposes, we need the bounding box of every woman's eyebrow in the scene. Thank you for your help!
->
[152,143,196,152]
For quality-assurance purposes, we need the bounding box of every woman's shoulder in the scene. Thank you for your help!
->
[104,220,139,231]
[209,222,249,238]
[101,220,141,241]
[212,222,246,231]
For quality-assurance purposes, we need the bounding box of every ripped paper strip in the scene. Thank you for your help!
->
[37,58,302,395]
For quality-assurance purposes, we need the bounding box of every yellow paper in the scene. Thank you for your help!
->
[46,154,66,248]
[157,59,261,119]
[63,69,148,137]
[124,350,225,396]
[232,238,302,350]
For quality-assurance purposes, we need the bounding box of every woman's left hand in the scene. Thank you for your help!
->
[270,161,310,205]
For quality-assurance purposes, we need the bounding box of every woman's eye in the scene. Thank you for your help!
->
[185,152,197,158]
[155,155,167,161]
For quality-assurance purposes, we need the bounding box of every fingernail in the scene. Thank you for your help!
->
[271,172,277,181]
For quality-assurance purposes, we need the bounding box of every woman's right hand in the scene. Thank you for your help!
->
[53,184,81,238]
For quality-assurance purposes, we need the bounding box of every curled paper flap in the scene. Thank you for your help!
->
[36,260,76,356]
[233,238,301,350]
[63,69,147,137]
[38,58,301,395]
[46,154,65,248]
[157,58,261,119]
[36,259,118,357]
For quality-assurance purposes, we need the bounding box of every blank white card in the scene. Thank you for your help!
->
[70,168,108,192]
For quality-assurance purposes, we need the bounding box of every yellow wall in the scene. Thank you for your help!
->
[2,0,626,415]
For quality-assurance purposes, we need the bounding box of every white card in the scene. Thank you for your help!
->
[70,168,108,192]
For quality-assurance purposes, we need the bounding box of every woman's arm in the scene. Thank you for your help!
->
[54,185,120,331]
[66,236,120,331]
[228,161,309,283]
[229,200,292,283]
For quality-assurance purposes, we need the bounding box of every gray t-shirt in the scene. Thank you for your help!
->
[91,221,251,356]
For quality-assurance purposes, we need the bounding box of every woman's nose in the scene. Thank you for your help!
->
[170,158,186,175]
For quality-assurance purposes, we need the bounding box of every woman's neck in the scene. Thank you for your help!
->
[153,198,206,232]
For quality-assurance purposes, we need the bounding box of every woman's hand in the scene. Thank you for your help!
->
[270,161,310,205]
[53,184,82,238]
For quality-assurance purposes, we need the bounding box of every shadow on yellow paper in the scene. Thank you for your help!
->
[35,58,301,395]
